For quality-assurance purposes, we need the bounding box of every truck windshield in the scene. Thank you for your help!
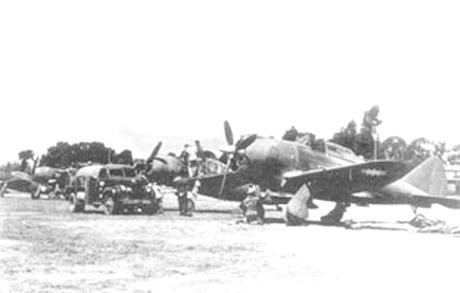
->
[124,168,136,178]
[108,169,124,177]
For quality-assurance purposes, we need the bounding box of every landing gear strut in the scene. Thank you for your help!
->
[320,202,348,224]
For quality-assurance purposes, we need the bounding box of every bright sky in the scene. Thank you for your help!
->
[1,1,459,164]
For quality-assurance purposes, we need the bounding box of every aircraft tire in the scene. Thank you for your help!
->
[285,210,304,226]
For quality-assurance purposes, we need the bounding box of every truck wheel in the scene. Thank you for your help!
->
[104,196,120,215]
[69,193,85,213]
[144,200,158,215]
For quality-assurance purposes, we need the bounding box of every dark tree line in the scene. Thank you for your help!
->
[38,141,133,169]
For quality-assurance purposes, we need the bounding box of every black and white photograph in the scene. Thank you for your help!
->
[1,1,460,292]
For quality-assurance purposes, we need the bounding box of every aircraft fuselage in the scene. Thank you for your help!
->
[237,138,360,192]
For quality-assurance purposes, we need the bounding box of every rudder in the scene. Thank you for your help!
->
[402,157,448,195]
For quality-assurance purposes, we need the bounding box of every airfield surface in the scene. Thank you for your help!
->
[1,191,460,293]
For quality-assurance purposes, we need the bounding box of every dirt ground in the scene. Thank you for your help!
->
[2,191,460,293]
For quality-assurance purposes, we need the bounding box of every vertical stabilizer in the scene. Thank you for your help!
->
[402,157,447,195]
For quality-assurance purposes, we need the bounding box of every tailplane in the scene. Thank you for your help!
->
[402,156,448,195]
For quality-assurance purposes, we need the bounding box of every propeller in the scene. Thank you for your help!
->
[218,121,257,197]
[147,142,163,164]
[144,142,167,175]
[235,134,257,151]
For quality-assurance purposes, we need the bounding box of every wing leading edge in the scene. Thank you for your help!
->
[281,160,410,197]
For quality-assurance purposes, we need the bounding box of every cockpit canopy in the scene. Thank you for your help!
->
[311,139,363,163]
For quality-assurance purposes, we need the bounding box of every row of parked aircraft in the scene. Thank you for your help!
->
[2,121,460,225]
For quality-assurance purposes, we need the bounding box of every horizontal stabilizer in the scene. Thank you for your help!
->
[412,194,460,209]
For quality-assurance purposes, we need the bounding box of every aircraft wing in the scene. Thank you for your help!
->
[193,172,253,201]
[281,160,409,198]
[11,171,34,182]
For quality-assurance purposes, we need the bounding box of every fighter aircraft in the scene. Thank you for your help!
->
[143,141,227,185]
[0,166,69,199]
[141,142,186,185]
[184,121,460,225]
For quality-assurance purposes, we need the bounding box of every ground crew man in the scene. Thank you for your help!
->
[174,177,189,216]
[180,143,200,177]
[195,140,205,176]
[174,178,199,217]
[151,182,164,214]
[240,184,264,224]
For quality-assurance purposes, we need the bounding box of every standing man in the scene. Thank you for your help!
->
[240,184,264,224]
[151,182,164,214]
[195,140,205,176]
[180,143,198,177]
[180,144,191,165]
[174,177,189,216]
[173,177,199,217]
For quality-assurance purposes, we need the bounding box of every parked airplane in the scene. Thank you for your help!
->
[0,166,69,199]
[141,142,186,185]
[143,141,227,185]
[184,121,460,225]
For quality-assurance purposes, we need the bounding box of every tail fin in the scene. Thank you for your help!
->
[402,156,448,195]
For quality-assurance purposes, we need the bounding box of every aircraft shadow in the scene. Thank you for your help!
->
[161,207,240,214]
[261,218,352,227]
[262,218,416,232]
[79,208,239,215]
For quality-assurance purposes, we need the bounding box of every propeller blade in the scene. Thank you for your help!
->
[218,154,233,197]
[224,120,234,145]
[31,157,39,176]
[147,141,162,163]
[235,134,257,151]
